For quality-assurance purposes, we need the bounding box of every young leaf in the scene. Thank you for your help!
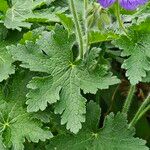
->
[46,102,148,150]
[8,25,120,133]
[113,31,150,85]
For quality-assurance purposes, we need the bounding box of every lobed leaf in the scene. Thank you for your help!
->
[0,70,53,150]
[8,25,119,133]
[46,102,149,150]
[113,31,150,85]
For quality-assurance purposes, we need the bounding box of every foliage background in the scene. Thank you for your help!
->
[0,0,149,149]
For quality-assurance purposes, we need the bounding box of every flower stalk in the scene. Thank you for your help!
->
[84,0,89,56]
[129,94,150,128]
[69,0,84,59]
[116,1,128,35]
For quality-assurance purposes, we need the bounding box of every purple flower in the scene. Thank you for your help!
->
[98,0,148,10]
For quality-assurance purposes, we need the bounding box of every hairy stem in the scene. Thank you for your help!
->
[122,85,136,114]
[129,94,150,128]
[116,1,128,35]
[69,0,84,59]
[84,0,89,55]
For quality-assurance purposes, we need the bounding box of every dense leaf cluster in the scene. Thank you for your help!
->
[0,0,149,149]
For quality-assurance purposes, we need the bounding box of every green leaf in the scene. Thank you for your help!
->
[132,4,150,25]
[142,71,150,83]
[89,31,119,44]
[0,0,8,13]
[0,70,53,150]
[0,41,15,82]
[83,101,101,131]
[4,0,33,31]
[4,0,62,30]
[46,102,148,150]
[8,25,119,133]
[0,24,8,40]
[33,0,55,8]
[20,27,45,44]
[0,135,5,150]
[113,31,150,85]
[26,75,61,111]
[26,7,67,24]
[3,69,35,103]
[0,101,52,150]
[57,13,74,34]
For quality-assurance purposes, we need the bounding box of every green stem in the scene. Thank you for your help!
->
[84,0,89,55]
[128,94,150,128]
[116,1,128,35]
[105,84,120,115]
[137,105,150,121]
[122,85,136,114]
[69,0,84,59]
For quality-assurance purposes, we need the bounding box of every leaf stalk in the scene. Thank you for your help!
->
[122,85,136,114]
[129,94,150,128]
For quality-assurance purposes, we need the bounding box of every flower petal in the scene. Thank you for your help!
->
[120,0,139,10]
[136,0,148,5]
[98,0,116,8]
[120,0,148,10]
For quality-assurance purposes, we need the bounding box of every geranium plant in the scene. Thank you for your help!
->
[0,0,149,149]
